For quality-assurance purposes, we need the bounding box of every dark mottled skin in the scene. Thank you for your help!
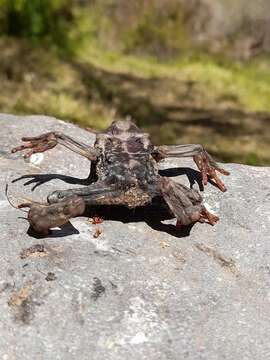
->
[95,123,157,193]
[11,120,230,234]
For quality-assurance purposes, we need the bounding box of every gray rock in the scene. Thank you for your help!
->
[0,114,269,360]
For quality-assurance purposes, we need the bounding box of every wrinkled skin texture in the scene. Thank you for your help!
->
[11,120,229,235]
[18,196,86,235]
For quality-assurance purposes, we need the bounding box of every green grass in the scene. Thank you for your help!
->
[0,37,270,165]
[78,45,270,113]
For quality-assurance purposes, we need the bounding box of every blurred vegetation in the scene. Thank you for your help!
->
[0,0,269,165]
[0,0,76,52]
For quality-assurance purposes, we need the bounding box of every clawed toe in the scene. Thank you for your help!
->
[200,207,219,225]
[193,150,229,192]
[175,207,219,227]
[11,133,57,158]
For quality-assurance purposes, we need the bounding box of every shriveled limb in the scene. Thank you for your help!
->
[159,177,219,226]
[47,182,119,204]
[153,144,229,192]
[26,181,152,235]
[19,196,86,235]
[11,132,100,161]
[26,184,118,235]
[47,181,152,208]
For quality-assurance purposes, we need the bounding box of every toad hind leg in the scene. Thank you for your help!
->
[47,182,120,205]
[20,196,86,235]
[47,181,152,208]
[159,177,219,226]
[29,182,152,235]
[23,183,121,235]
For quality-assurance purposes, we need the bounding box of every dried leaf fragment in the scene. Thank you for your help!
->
[160,240,170,248]
[89,215,104,225]
[8,283,32,307]
[93,228,102,238]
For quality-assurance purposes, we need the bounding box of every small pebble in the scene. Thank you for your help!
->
[30,153,44,165]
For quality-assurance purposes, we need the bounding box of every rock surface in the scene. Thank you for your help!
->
[0,114,270,360]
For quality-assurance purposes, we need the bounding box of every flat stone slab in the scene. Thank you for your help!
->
[0,114,269,360]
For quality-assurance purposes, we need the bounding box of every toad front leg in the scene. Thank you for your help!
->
[11,132,100,160]
[159,177,219,226]
[153,144,229,192]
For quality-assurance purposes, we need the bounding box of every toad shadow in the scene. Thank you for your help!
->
[13,167,206,238]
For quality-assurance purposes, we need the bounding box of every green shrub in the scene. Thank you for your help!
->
[122,10,189,57]
[0,0,74,52]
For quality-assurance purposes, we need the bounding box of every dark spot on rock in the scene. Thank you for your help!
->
[7,268,15,277]
[8,283,35,325]
[16,298,34,325]
[109,281,117,290]
[45,272,57,281]
[91,277,105,301]
[0,282,13,294]
[93,250,112,257]
[195,243,238,275]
